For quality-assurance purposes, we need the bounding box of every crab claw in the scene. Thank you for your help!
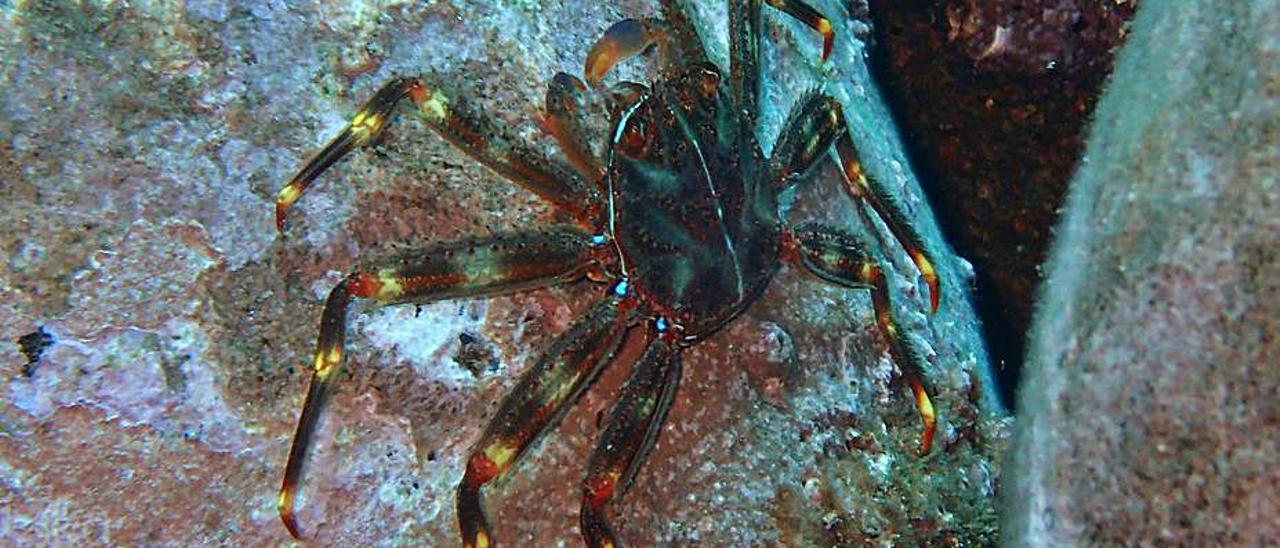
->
[585,19,665,87]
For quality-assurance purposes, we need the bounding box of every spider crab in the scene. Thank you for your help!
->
[274,1,941,545]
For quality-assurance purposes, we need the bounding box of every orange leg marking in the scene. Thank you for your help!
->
[766,0,835,62]
[456,296,633,547]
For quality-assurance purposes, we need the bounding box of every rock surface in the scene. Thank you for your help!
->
[1,1,1003,545]
[866,0,1137,405]
[1004,0,1279,544]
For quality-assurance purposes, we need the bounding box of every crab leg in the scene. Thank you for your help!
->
[543,72,605,185]
[275,77,599,231]
[278,227,609,539]
[771,93,940,313]
[458,292,635,548]
[784,224,936,455]
[275,77,416,231]
[765,0,835,62]
[728,0,764,121]
[581,328,682,548]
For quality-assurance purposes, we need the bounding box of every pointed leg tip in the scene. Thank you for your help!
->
[912,252,940,314]
[909,376,936,455]
[279,497,303,540]
[276,183,303,233]
[458,479,495,548]
[281,514,302,540]
[815,15,834,62]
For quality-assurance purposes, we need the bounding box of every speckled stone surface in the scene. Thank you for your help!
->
[1,1,1004,545]
[865,0,1137,404]
[1004,1,1279,545]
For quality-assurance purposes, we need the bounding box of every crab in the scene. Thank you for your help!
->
[273,1,941,546]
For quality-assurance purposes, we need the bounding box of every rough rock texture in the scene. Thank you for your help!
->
[1004,1,1279,545]
[865,0,1137,406]
[1,1,1004,545]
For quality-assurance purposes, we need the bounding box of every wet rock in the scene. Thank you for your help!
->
[0,1,1002,545]
[1005,1,1280,544]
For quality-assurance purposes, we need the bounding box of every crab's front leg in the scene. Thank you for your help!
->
[278,227,610,539]
[771,93,941,313]
[581,326,682,548]
[784,224,936,454]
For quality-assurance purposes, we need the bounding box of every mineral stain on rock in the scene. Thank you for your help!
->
[455,331,500,377]
[17,327,54,378]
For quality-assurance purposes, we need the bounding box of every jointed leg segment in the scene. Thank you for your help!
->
[275,77,600,231]
[581,329,682,548]
[728,0,764,125]
[275,77,420,231]
[458,294,635,548]
[277,227,611,539]
[765,0,835,62]
[784,224,936,454]
[771,93,940,313]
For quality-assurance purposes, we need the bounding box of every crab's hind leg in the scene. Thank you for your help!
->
[770,93,940,313]
[276,77,600,231]
[784,223,936,455]
[731,0,835,115]
[458,290,635,548]
[278,227,610,539]
[581,327,681,548]
[765,0,835,62]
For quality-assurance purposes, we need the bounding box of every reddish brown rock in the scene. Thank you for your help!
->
[0,1,1003,545]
